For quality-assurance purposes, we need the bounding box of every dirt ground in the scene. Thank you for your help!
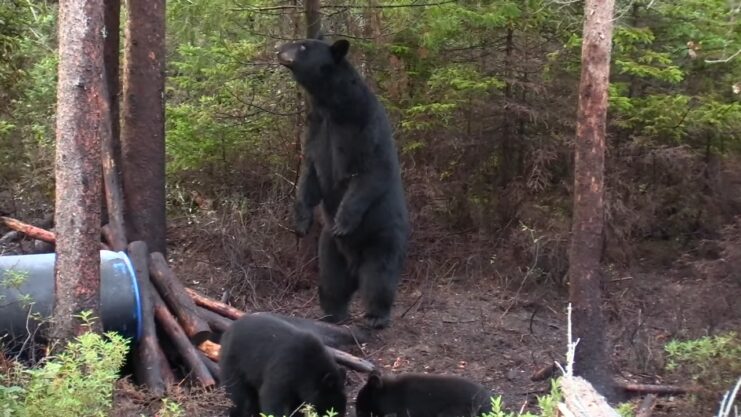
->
[3,211,740,417]
[118,218,740,417]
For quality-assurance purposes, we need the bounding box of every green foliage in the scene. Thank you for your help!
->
[479,378,562,417]
[665,332,741,391]
[0,330,130,417]
[154,398,185,417]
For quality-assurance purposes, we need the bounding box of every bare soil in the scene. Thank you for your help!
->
[3,206,739,416]
[112,217,741,417]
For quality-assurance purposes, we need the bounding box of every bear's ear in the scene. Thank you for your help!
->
[367,370,383,389]
[330,39,350,63]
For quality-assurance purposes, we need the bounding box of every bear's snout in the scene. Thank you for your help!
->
[276,46,296,67]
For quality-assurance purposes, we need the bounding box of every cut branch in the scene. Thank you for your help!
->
[149,252,211,344]
[127,241,166,397]
[151,285,215,387]
[1,216,56,244]
[185,287,245,320]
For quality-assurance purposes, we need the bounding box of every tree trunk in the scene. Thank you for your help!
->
[101,0,126,251]
[305,0,321,39]
[121,0,167,254]
[52,0,106,342]
[568,0,616,399]
[104,0,121,167]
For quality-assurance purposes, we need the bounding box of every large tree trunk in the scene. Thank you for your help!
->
[52,0,106,342]
[121,0,167,254]
[568,0,616,399]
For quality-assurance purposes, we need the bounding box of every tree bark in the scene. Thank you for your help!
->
[52,0,106,342]
[568,0,616,399]
[121,0,167,254]
[127,241,166,397]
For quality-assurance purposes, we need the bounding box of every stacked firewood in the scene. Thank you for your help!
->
[0,215,375,397]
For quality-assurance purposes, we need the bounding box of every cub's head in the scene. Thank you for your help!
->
[276,39,350,89]
[311,367,348,417]
[355,371,386,417]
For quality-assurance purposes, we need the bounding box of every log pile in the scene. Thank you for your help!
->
[1,214,376,396]
[0,137,376,396]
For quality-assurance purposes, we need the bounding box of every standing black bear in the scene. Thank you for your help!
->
[220,313,347,417]
[355,371,493,417]
[277,39,409,329]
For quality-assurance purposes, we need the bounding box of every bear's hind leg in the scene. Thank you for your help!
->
[318,228,357,323]
[358,246,403,329]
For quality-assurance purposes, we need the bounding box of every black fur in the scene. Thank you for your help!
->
[355,371,493,417]
[277,39,409,329]
[220,313,347,417]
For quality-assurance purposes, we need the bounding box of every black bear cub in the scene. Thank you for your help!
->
[220,313,347,417]
[276,38,409,329]
[355,371,493,417]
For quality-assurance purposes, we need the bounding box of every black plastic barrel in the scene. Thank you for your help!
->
[0,250,142,346]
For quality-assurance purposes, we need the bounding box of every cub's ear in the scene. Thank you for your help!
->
[366,370,383,389]
[330,39,350,63]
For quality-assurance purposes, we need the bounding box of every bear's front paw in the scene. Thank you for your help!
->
[331,210,360,237]
[294,203,313,237]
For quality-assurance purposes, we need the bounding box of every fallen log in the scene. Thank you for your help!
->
[196,306,233,334]
[328,346,376,373]
[186,289,376,372]
[198,351,220,383]
[560,376,620,417]
[617,382,704,395]
[149,252,211,345]
[185,287,245,320]
[0,216,56,244]
[151,284,215,387]
[155,342,177,386]
[197,337,375,373]
[270,313,369,348]
[127,241,166,397]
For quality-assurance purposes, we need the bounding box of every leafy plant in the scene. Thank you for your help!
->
[665,332,741,392]
[0,330,130,417]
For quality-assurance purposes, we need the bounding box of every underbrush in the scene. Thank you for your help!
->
[0,330,128,417]
[665,332,741,396]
